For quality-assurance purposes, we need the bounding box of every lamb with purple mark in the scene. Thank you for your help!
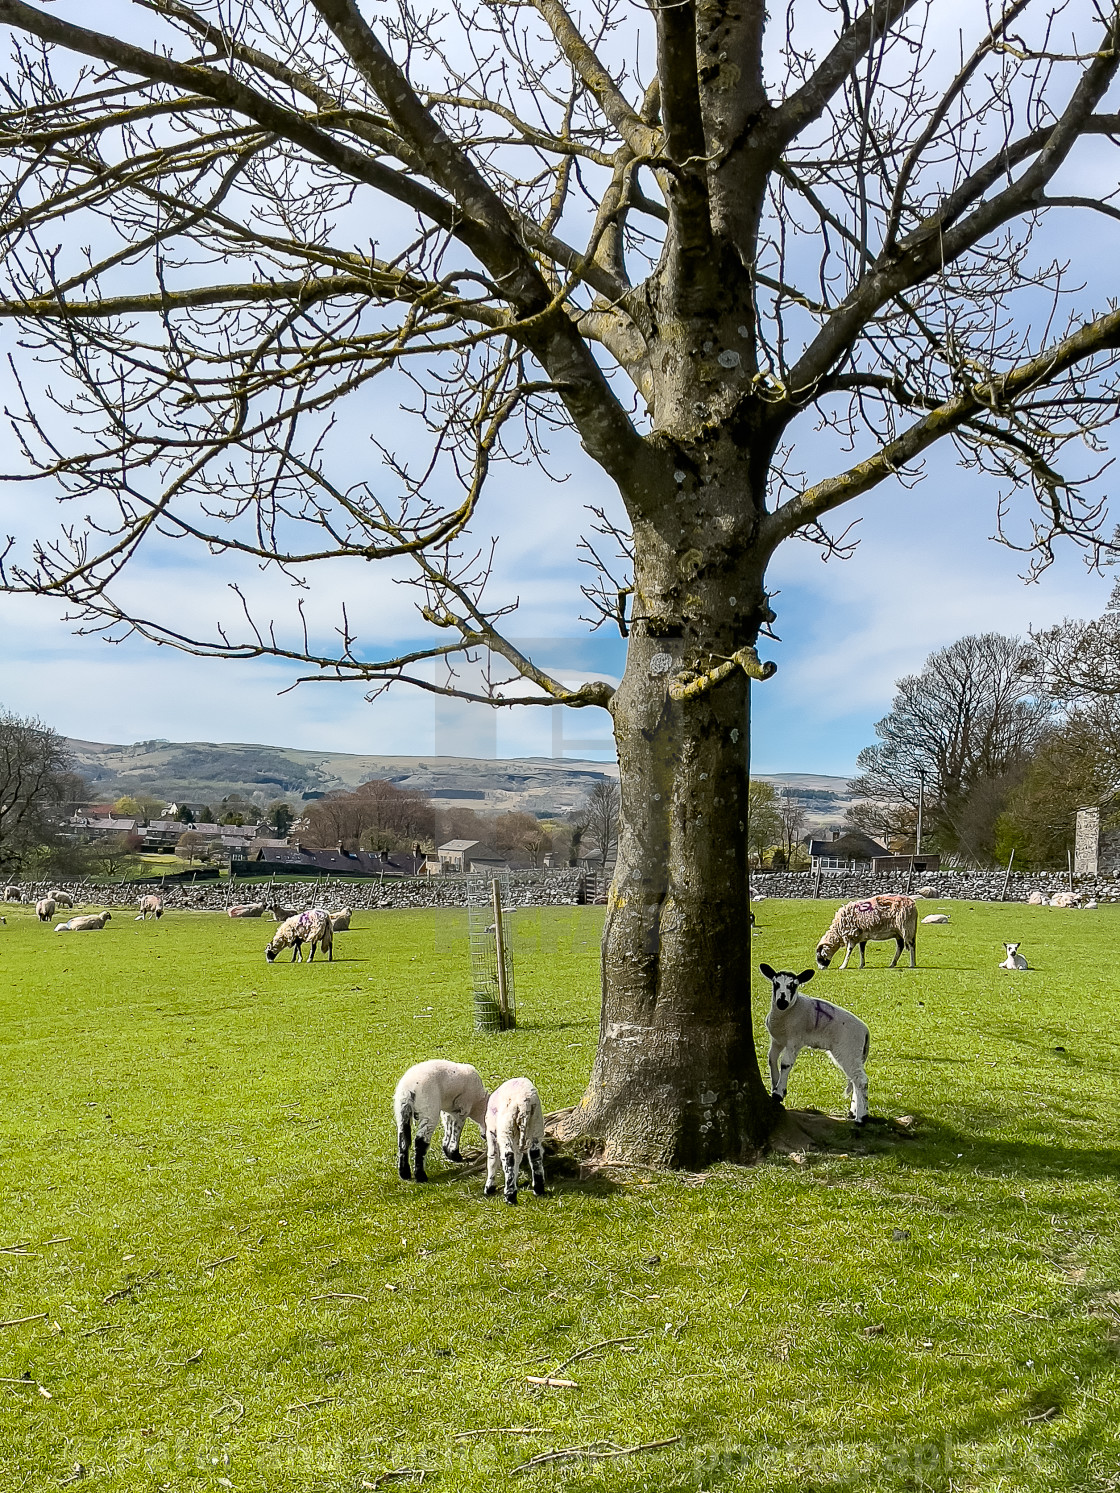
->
[760,964,870,1122]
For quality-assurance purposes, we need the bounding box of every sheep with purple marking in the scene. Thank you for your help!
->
[394,1059,489,1182]
[484,1077,546,1205]
[760,963,870,1122]
[264,908,333,963]
[815,894,917,970]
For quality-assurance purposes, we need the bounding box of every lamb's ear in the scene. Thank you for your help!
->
[759,963,776,981]
[797,969,815,985]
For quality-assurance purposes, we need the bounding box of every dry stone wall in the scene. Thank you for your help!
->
[12,870,587,911]
[753,869,1120,902]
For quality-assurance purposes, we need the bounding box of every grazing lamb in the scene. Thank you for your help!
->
[394,1059,489,1182]
[135,894,164,920]
[922,913,950,924]
[56,912,112,932]
[1000,942,1030,971]
[815,894,917,970]
[760,964,870,1122]
[484,1077,546,1205]
[2,886,22,902]
[35,897,57,922]
[264,908,333,963]
[48,890,74,908]
[227,903,266,918]
[328,908,352,932]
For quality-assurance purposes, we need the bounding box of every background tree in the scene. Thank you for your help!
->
[776,793,808,870]
[574,780,621,872]
[2,0,1120,1161]
[175,830,207,863]
[303,778,435,851]
[746,781,782,868]
[87,831,145,877]
[174,805,195,824]
[113,794,164,823]
[266,801,296,838]
[997,702,1120,866]
[848,635,1049,865]
[0,708,82,876]
[491,810,549,862]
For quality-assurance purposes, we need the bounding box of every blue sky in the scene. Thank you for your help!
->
[0,2,1113,778]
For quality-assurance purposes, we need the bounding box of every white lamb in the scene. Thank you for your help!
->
[394,1059,489,1182]
[35,897,57,922]
[922,913,950,924]
[264,908,333,963]
[56,912,112,932]
[760,964,870,1122]
[135,894,164,920]
[328,908,352,931]
[815,894,917,970]
[999,942,1030,971]
[484,1077,546,1205]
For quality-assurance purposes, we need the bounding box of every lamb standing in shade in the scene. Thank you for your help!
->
[760,964,870,1122]
[816,894,917,970]
[484,1077,546,1205]
[394,1059,489,1182]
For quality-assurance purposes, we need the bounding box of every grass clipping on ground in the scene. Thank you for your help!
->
[0,898,1117,1490]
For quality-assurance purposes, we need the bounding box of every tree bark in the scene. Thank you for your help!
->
[559,478,776,1166]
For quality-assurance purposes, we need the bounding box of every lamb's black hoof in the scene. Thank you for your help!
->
[443,1148,463,1163]
[484,1184,496,1197]
[504,1191,518,1206]
[414,1171,429,1183]
[532,1183,545,1197]
[398,1162,412,1181]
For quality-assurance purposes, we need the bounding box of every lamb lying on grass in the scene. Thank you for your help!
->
[228,903,266,918]
[999,942,1030,971]
[394,1060,489,1182]
[760,964,870,1122]
[264,909,333,963]
[56,912,112,932]
[816,894,917,970]
[484,1077,546,1205]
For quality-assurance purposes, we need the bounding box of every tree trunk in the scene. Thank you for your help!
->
[561,493,776,1167]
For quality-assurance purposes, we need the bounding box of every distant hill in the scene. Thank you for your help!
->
[65,737,855,822]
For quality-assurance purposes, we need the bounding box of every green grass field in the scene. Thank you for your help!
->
[1,898,1118,1491]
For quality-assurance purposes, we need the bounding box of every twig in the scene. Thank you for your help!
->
[103,1268,159,1305]
[551,1334,647,1375]
[454,1427,550,1439]
[732,1289,750,1310]
[512,1435,682,1474]
[286,1395,337,1411]
[309,1292,369,1302]
[525,1376,579,1389]
[0,1313,47,1328]
[363,1472,432,1490]
[202,1254,238,1272]
[43,1237,72,1246]
[79,1324,124,1338]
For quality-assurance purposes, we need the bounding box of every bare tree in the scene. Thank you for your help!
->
[849,634,1049,861]
[777,793,807,868]
[0,0,1119,1161]
[746,780,781,868]
[576,778,621,870]
[0,707,78,875]
[1031,566,1120,702]
[302,778,434,850]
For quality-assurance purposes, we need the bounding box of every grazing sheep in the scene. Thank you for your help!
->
[56,912,112,932]
[915,885,938,898]
[135,894,164,920]
[922,913,950,924]
[328,908,352,932]
[2,886,22,902]
[815,894,917,970]
[48,890,73,908]
[760,964,870,1122]
[1000,942,1030,971]
[264,908,333,963]
[484,1077,546,1205]
[35,897,57,922]
[227,903,266,918]
[394,1059,489,1182]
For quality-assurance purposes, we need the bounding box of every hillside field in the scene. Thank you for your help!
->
[0,899,1118,1491]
